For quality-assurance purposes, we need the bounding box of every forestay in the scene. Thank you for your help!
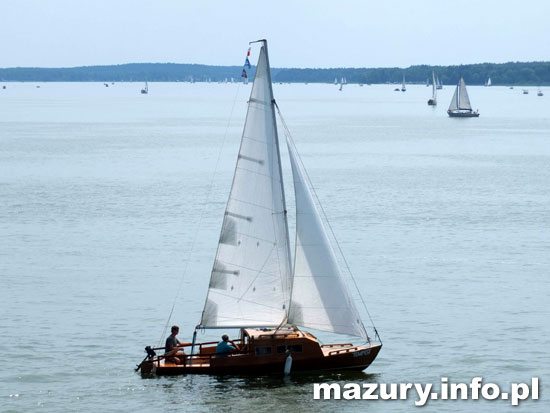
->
[200,44,292,328]
[286,137,367,339]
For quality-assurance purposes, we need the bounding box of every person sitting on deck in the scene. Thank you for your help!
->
[165,325,186,365]
[215,334,240,358]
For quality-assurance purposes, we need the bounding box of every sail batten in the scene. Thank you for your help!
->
[200,43,292,328]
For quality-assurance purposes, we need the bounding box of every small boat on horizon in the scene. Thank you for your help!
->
[485,77,492,87]
[447,77,479,117]
[523,89,529,95]
[436,76,443,89]
[141,81,148,94]
[138,40,382,377]
[401,75,406,92]
[537,89,543,96]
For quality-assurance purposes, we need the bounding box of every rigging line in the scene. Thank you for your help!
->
[157,81,243,347]
[274,102,380,341]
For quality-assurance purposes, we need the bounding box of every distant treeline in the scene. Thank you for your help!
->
[1,61,549,85]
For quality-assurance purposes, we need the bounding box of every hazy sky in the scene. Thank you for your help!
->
[2,0,549,68]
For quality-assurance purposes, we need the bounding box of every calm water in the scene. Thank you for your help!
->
[1,82,549,412]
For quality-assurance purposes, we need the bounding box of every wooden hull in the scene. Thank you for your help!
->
[141,344,381,376]
[139,328,381,377]
[447,110,479,117]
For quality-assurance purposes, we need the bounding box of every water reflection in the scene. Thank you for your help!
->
[149,371,381,412]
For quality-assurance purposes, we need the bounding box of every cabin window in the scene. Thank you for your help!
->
[276,344,303,354]
[255,347,272,356]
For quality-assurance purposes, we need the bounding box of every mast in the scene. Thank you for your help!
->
[260,39,294,319]
[432,71,436,99]
[456,78,460,108]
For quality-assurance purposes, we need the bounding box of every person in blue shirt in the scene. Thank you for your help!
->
[215,334,240,358]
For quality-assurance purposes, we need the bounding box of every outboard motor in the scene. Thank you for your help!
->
[145,346,156,359]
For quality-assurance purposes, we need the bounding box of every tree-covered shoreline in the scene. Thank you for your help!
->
[1,61,548,85]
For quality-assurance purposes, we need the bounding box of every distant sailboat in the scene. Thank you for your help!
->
[537,88,543,96]
[141,81,148,94]
[436,77,443,90]
[485,77,492,87]
[334,77,338,85]
[401,76,406,92]
[339,77,345,91]
[447,77,479,117]
[427,71,437,106]
[523,89,529,95]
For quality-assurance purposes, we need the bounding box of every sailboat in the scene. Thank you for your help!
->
[401,75,406,92]
[138,40,382,376]
[447,77,479,117]
[141,81,148,94]
[485,77,492,87]
[339,77,344,91]
[436,76,443,90]
[427,71,437,106]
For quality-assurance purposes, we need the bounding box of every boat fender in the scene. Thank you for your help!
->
[284,353,292,375]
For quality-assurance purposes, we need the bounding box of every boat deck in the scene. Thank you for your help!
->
[140,327,381,376]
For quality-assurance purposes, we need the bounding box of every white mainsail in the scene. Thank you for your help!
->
[458,77,472,110]
[286,138,367,339]
[200,43,292,328]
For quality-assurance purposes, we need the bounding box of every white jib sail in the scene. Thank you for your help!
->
[286,138,367,339]
[458,77,472,110]
[448,82,459,111]
[200,43,292,328]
